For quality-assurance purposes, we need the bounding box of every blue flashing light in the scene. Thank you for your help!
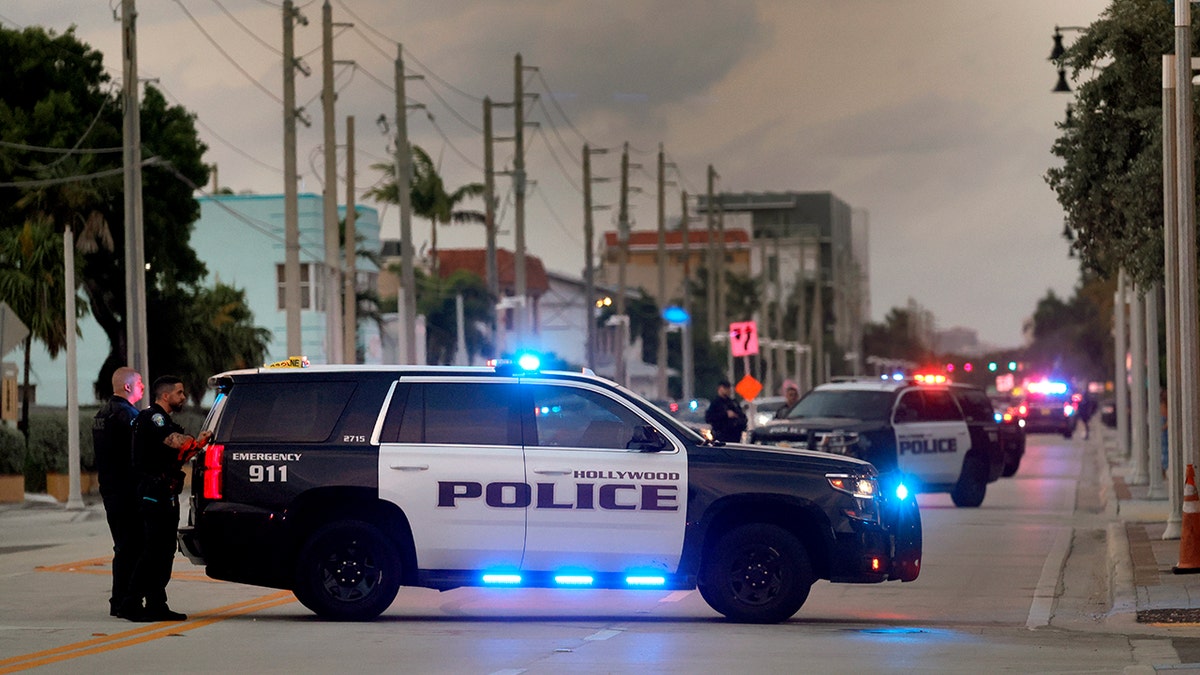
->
[895,482,910,501]
[891,372,905,381]
[993,412,1003,423]
[554,575,594,586]
[625,575,666,587]
[516,352,542,372]
[688,399,699,411]
[482,573,522,585]
[663,305,690,324]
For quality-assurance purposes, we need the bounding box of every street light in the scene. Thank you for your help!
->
[1049,25,1086,93]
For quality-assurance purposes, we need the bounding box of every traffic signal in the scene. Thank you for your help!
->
[988,362,998,372]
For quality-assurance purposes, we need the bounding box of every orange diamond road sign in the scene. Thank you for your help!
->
[736,375,763,401]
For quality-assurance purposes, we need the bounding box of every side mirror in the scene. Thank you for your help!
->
[628,425,669,452]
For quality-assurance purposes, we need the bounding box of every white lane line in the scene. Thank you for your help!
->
[1027,526,1072,630]
[584,628,622,641]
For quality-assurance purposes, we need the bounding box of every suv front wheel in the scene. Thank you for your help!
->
[293,519,402,621]
[950,455,987,508]
[698,523,814,623]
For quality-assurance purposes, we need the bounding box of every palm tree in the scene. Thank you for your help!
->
[367,144,486,279]
[0,219,70,439]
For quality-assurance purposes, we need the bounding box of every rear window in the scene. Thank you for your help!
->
[224,381,357,443]
[786,389,896,421]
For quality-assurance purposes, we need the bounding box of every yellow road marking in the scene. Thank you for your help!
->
[0,590,296,673]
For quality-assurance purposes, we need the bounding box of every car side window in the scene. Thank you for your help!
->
[921,390,963,422]
[895,391,923,423]
[527,384,645,450]
[226,381,356,442]
[383,382,520,446]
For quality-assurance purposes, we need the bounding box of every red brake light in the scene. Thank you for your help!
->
[203,443,224,500]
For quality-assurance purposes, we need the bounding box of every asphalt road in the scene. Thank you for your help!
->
[0,434,1183,674]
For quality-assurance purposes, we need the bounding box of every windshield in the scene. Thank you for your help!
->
[609,381,708,444]
[786,389,895,422]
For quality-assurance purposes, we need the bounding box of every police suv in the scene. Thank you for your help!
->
[749,377,1004,508]
[178,359,921,624]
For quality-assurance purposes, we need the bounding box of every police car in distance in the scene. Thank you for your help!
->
[749,376,1004,508]
[178,356,921,624]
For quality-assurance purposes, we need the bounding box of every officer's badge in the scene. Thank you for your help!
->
[152,413,165,427]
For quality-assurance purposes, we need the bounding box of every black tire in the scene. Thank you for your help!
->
[951,456,986,507]
[293,519,401,621]
[1001,450,1021,478]
[1062,425,1074,439]
[698,523,814,623]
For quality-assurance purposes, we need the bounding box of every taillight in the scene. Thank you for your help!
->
[203,443,224,500]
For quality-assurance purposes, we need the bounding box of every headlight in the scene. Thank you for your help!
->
[826,473,878,499]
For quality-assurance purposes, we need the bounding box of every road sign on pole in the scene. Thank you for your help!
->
[729,321,758,357]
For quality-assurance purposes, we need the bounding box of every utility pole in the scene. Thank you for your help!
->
[1174,0,1200,476]
[583,144,596,370]
[656,144,668,399]
[483,98,498,299]
[513,53,528,345]
[395,45,417,364]
[705,165,716,340]
[716,198,726,334]
[680,190,694,402]
[343,115,357,363]
[1163,53,1183,539]
[121,0,148,381]
[282,0,304,356]
[615,142,630,388]
[321,1,344,363]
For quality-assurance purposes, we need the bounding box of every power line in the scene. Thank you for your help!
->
[533,96,582,171]
[155,81,283,174]
[530,127,581,194]
[170,0,282,104]
[533,70,590,147]
[0,157,160,188]
[207,0,281,55]
[529,182,583,249]
[422,111,483,173]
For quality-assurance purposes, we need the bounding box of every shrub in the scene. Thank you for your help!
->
[25,410,97,475]
[0,425,24,475]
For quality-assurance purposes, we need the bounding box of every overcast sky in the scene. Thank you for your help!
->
[2,1,1113,348]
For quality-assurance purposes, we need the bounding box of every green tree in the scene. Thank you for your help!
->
[862,307,933,366]
[173,283,272,407]
[0,219,73,437]
[413,268,494,364]
[1024,275,1115,383]
[0,26,213,398]
[1045,0,1187,286]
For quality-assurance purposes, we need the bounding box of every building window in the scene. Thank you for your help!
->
[276,263,325,311]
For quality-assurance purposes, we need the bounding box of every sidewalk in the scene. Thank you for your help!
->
[1099,425,1200,628]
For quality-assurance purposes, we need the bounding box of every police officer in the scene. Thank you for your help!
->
[125,375,211,622]
[93,366,145,618]
[705,379,747,443]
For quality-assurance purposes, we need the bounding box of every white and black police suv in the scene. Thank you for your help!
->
[750,377,1005,508]
[178,357,921,624]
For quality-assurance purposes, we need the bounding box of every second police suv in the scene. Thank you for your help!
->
[750,376,1007,508]
[178,356,921,623]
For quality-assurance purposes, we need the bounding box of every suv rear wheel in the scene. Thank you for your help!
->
[293,519,402,621]
[698,523,813,623]
[950,456,986,508]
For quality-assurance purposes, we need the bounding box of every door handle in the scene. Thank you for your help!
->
[532,468,573,475]
[389,463,429,471]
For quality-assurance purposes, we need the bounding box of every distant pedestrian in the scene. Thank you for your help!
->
[92,367,145,619]
[705,379,747,443]
[1078,392,1098,440]
[125,376,211,622]
[774,380,801,420]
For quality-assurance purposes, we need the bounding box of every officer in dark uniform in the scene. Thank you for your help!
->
[92,366,145,618]
[125,375,210,622]
[705,379,747,443]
